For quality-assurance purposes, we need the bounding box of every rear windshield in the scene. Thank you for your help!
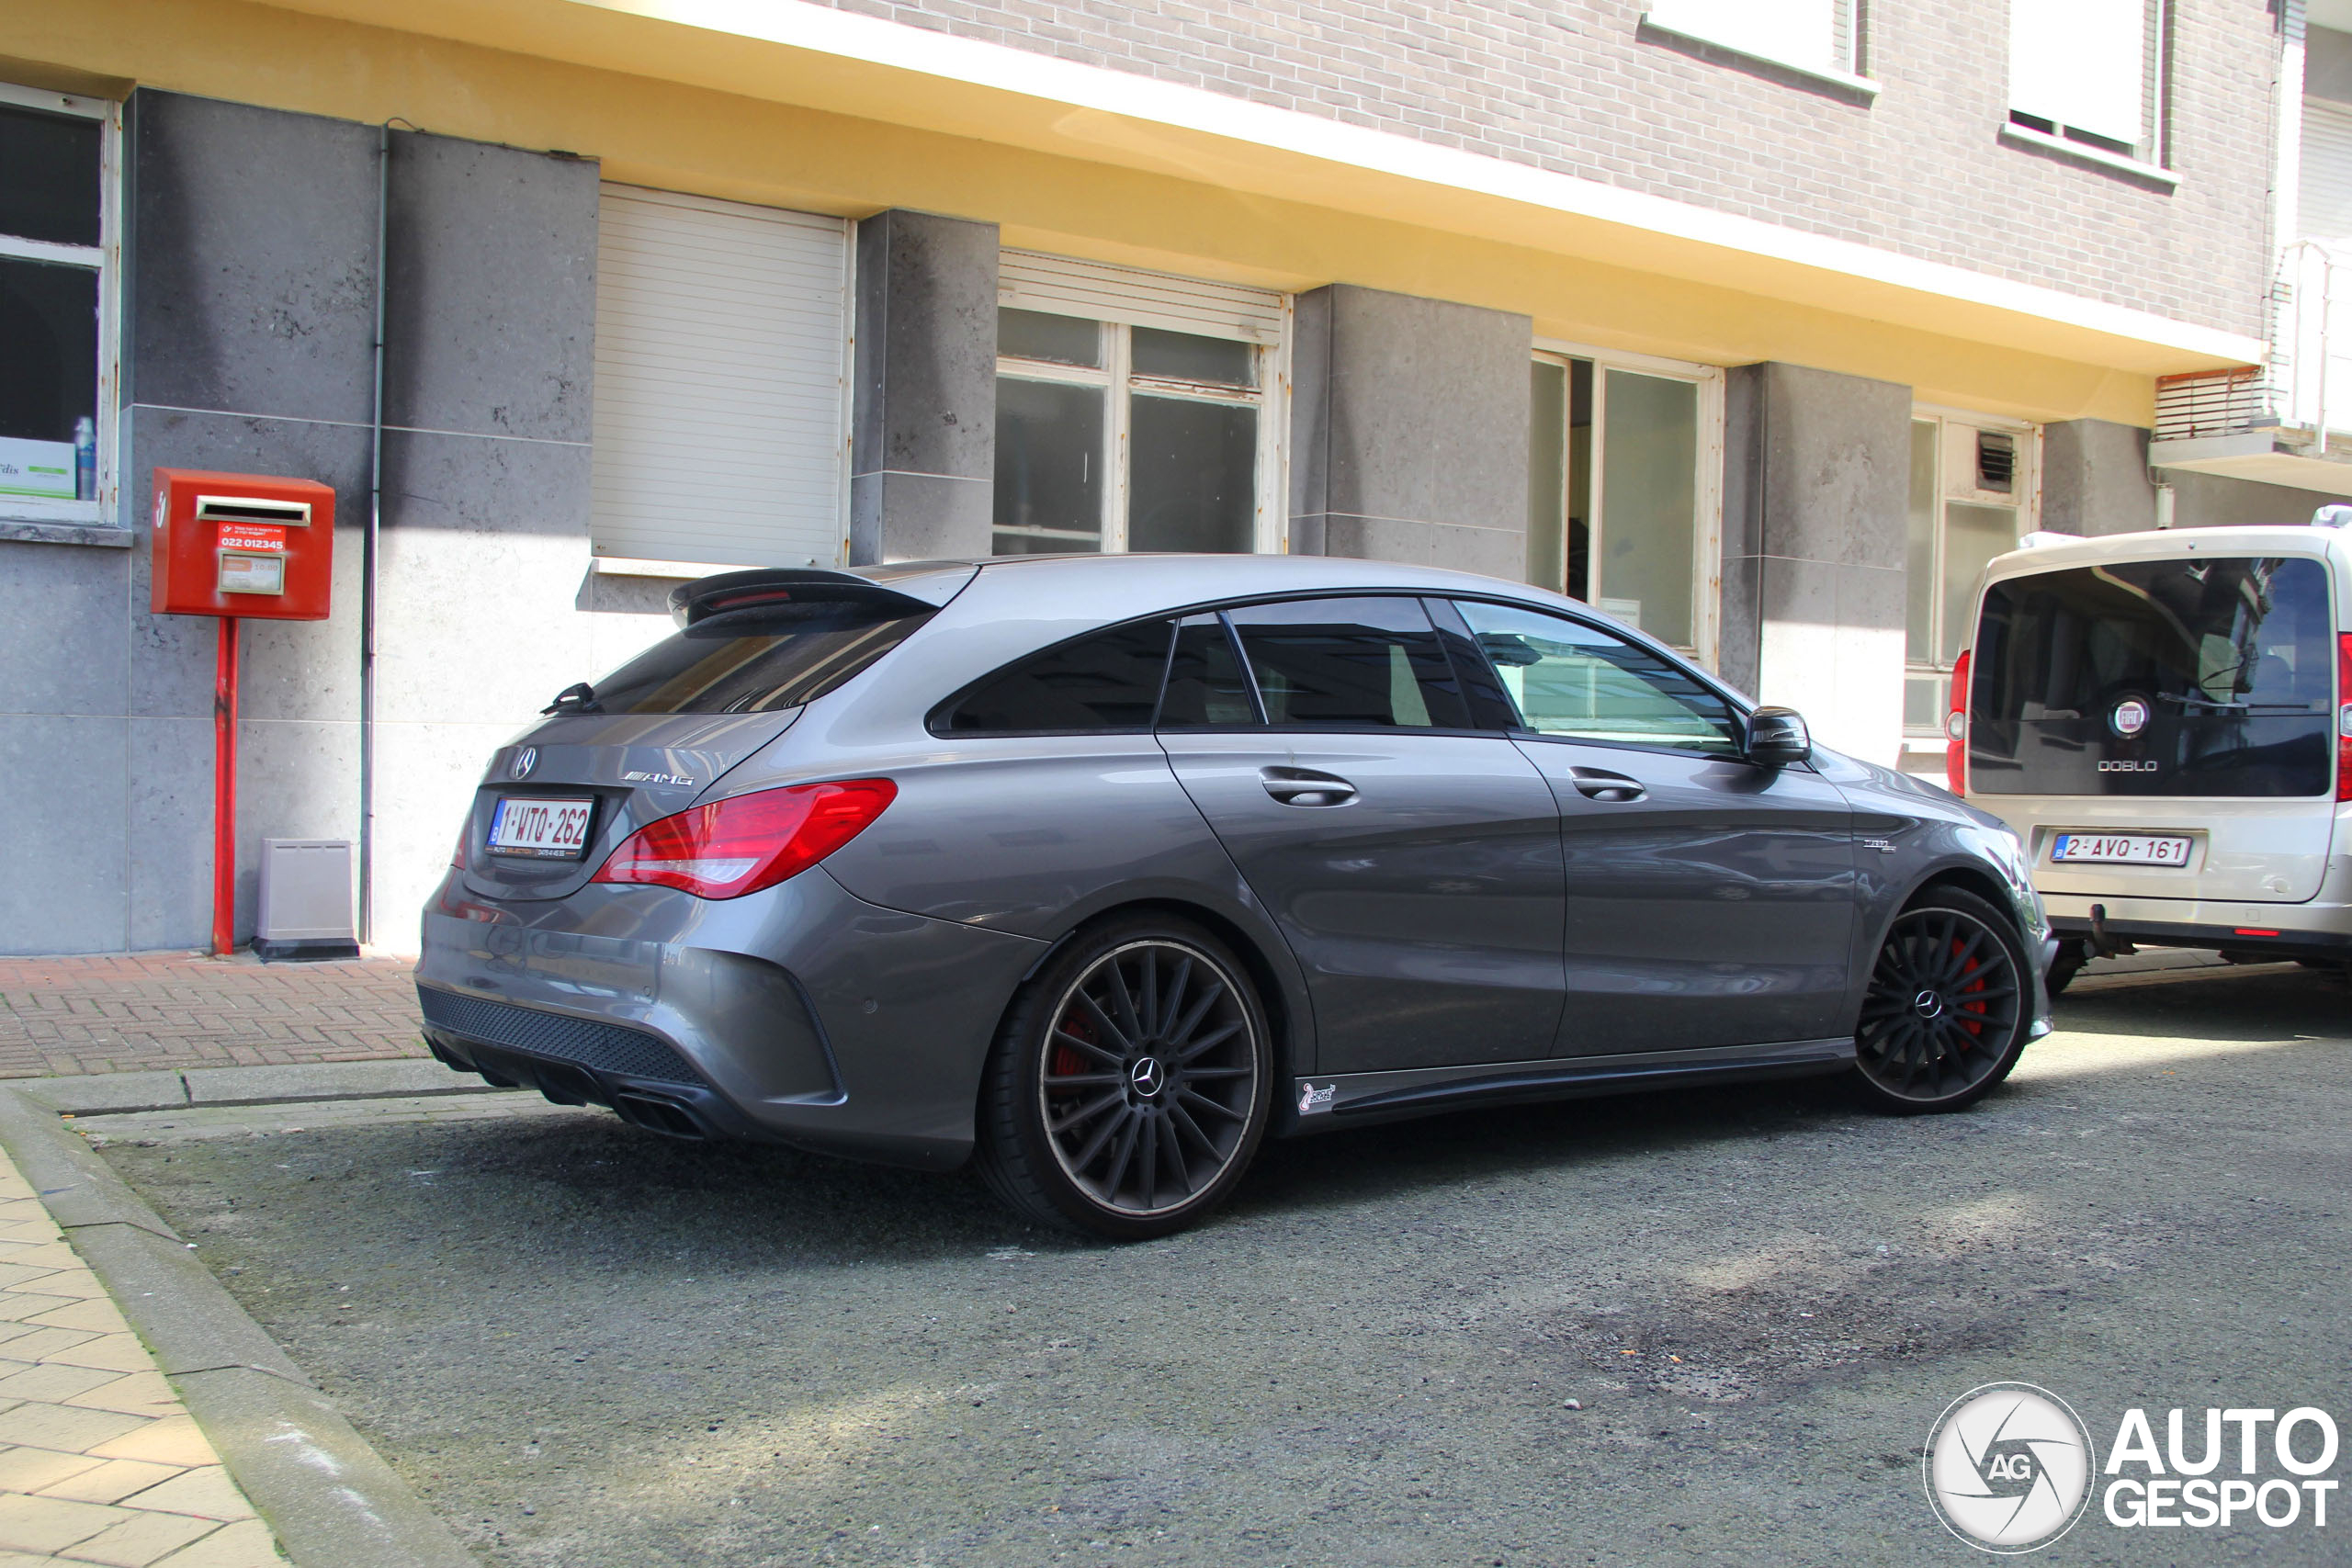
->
[582,602,933,715]
[1969,555,2334,797]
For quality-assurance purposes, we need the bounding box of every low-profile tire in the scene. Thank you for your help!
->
[1851,887,2033,1115]
[974,914,1273,1240]
[2044,938,2087,997]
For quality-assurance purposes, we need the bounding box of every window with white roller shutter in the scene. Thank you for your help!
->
[2301,97,2352,243]
[2007,0,2168,167]
[590,186,852,570]
[993,252,1287,557]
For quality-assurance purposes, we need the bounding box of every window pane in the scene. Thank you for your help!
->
[1906,420,1938,663]
[1227,598,1469,729]
[1456,600,1740,756]
[1597,369,1698,647]
[1903,673,1946,733]
[1527,360,1566,592]
[940,619,1172,733]
[1645,0,1843,74]
[1128,395,1255,553]
[0,258,98,501]
[1131,327,1253,387]
[589,602,933,715]
[1159,615,1258,728]
[1940,502,2017,662]
[0,106,101,248]
[998,309,1102,367]
[2007,0,2145,148]
[993,377,1104,554]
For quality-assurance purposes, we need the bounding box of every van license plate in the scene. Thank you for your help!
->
[2052,833,2191,867]
[489,796,594,860]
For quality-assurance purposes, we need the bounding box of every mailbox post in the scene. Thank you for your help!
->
[149,469,336,956]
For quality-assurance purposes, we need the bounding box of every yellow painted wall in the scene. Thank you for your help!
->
[7,0,2163,423]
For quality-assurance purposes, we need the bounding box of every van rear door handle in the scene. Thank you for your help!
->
[1568,767,1645,803]
[1261,766,1357,807]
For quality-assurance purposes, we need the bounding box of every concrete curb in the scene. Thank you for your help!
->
[15,1058,495,1116]
[0,1081,480,1568]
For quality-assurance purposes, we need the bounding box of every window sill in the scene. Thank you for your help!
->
[0,513,130,547]
[1638,19,1881,98]
[1997,123,2178,188]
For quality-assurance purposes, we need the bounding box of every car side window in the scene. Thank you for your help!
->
[1225,597,1471,729]
[1454,600,1741,757]
[1158,614,1261,728]
[934,618,1175,734]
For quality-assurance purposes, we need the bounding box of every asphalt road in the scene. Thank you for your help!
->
[99,964,2352,1567]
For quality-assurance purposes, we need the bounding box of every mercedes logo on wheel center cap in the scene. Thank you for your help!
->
[1915,989,1945,1020]
[509,746,537,780]
[1128,1057,1165,1098]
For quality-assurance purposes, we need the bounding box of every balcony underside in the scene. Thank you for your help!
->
[2149,432,2352,494]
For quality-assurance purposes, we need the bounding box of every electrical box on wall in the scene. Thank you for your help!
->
[150,468,336,620]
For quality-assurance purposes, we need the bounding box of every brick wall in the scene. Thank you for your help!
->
[825,0,2278,340]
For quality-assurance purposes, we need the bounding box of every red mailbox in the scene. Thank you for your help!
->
[150,468,335,620]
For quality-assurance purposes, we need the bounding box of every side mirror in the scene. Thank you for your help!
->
[1747,706,1812,767]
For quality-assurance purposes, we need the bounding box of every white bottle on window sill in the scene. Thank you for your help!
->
[74,417,96,502]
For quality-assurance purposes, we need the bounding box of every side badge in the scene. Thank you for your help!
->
[1297,1081,1335,1115]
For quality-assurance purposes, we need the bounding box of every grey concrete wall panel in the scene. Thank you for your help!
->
[120,407,369,719]
[0,716,129,954]
[1715,553,1761,699]
[851,210,997,564]
[1749,363,1911,570]
[2041,419,2158,536]
[1291,285,1530,577]
[382,132,598,443]
[2165,469,2352,527]
[126,716,212,952]
[0,543,128,717]
[125,92,379,425]
[2312,24,2352,105]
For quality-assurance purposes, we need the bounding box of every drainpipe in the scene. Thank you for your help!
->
[359,122,390,945]
[2153,479,2175,530]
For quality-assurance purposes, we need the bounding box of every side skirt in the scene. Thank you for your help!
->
[1283,1036,1855,1134]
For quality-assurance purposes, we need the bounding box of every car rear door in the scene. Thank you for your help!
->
[1156,598,1566,1076]
[1445,599,1857,1055]
[1968,551,2337,905]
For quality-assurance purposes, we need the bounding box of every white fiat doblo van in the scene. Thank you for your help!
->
[1953,522,2352,992]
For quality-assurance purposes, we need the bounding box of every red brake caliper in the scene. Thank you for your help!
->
[1951,939,1985,1039]
[1050,1010,1091,1080]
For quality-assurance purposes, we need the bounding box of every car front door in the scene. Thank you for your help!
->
[1156,598,1566,1077]
[1447,599,1856,1055]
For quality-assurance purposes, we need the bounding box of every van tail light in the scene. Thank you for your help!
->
[592,780,897,899]
[2337,635,2352,802]
[1946,649,1972,795]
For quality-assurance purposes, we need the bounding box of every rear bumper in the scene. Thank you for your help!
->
[2045,904,2352,962]
[415,865,1047,1168]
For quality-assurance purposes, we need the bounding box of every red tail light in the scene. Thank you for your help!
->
[1946,649,1971,796]
[593,780,897,899]
[2337,634,2352,803]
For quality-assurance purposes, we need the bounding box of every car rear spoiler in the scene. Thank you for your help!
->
[667,565,976,627]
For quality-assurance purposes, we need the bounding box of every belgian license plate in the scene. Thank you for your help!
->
[489,796,594,860]
[2052,832,2191,867]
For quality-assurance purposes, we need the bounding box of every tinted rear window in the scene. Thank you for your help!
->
[937,620,1175,734]
[587,602,932,715]
[1227,597,1470,729]
[1970,556,2334,796]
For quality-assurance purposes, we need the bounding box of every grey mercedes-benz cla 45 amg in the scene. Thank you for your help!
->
[418,555,2052,1238]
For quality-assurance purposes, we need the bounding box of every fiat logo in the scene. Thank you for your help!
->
[509,747,538,780]
[2109,697,2150,738]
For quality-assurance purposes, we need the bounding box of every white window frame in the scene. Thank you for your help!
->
[1529,337,1725,672]
[1640,0,1877,96]
[995,254,1289,556]
[1902,405,2041,746]
[0,82,120,530]
[2002,0,2177,184]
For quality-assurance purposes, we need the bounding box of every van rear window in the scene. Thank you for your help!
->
[1969,556,2333,797]
[586,602,932,715]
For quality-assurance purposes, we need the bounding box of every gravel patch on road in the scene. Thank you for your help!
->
[99,970,2352,1566]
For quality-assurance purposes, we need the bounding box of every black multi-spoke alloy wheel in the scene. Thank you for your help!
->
[1853,887,2032,1113]
[977,915,1272,1239]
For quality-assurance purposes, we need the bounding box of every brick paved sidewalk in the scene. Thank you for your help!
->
[0,1145,284,1566]
[0,956,423,1081]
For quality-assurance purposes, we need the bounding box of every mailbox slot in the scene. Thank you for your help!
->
[195,494,312,527]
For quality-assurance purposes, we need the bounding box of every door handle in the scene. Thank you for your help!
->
[1261,766,1358,807]
[1567,767,1645,803]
